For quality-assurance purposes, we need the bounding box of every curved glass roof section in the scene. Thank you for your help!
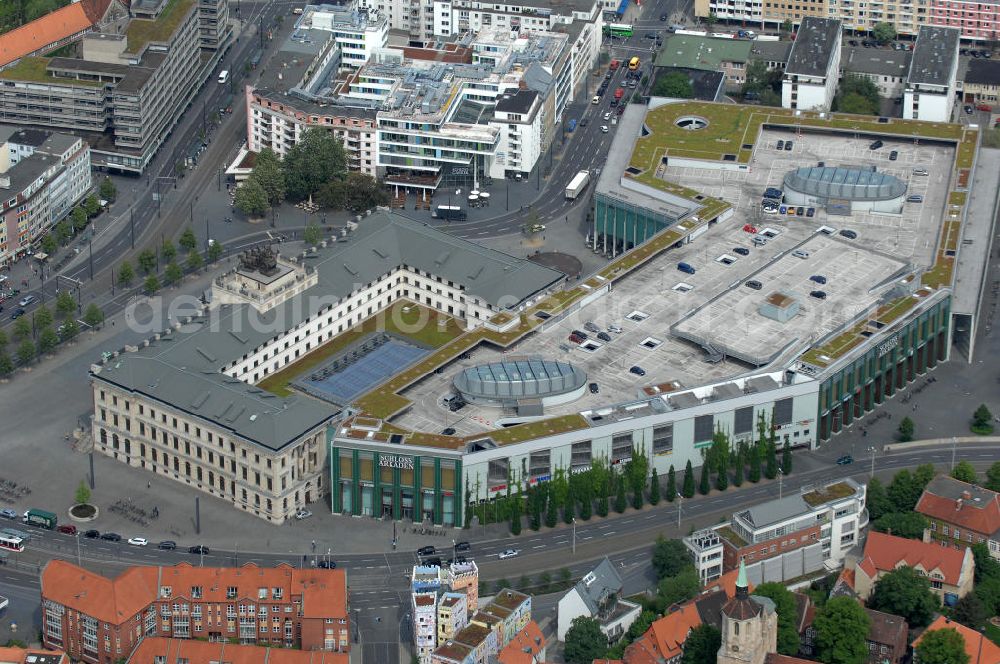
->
[783,166,906,201]
[454,358,587,400]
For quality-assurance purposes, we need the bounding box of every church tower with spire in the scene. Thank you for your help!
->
[717,561,777,664]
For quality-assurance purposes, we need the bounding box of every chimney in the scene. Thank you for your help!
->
[961,490,972,500]
[956,498,963,511]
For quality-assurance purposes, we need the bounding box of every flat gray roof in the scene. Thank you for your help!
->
[736,494,811,529]
[842,46,910,78]
[963,59,1000,86]
[749,40,791,65]
[908,25,960,86]
[784,17,841,78]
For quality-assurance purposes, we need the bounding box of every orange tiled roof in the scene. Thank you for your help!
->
[624,601,702,664]
[916,478,1000,536]
[499,620,546,664]
[0,647,68,664]
[837,567,855,590]
[127,638,350,664]
[857,531,969,586]
[913,616,1000,664]
[42,560,348,625]
[0,0,111,68]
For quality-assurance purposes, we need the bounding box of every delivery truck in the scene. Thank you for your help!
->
[23,508,57,529]
[565,170,591,199]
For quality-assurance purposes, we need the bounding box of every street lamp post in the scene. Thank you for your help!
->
[868,446,877,478]
[951,436,957,470]
[572,517,577,554]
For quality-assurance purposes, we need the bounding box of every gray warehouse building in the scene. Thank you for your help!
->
[782,166,906,214]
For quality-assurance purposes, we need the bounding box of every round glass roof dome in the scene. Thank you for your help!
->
[453,358,587,401]
[783,166,906,201]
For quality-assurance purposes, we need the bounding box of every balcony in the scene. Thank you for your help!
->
[858,508,869,530]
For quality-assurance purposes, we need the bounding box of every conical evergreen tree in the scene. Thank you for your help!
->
[545,494,558,528]
[765,438,779,480]
[716,454,729,491]
[699,463,711,495]
[649,468,661,505]
[615,475,628,513]
[666,465,677,502]
[749,444,762,483]
[733,447,744,487]
[682,460,696,498]
[782,440,793,475]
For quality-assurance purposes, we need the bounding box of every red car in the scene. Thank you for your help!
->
[742,224,759,234]
[57,524,77,535]
[976,103,992,112]
[568,333,584,344]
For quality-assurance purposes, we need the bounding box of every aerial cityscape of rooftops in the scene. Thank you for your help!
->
[0,0,999,660]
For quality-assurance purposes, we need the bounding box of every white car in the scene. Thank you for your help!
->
[912,168,929,176]
[602,112,612,120]
[295,509,313,520]
[601,125,609,133]
[499,549,520,560]
[127,537,148,547]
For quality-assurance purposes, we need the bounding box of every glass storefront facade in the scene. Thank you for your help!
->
[331,447,462,526]
[817,296,950,441]
[593,193,679,255]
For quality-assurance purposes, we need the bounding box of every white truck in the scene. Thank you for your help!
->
[565,170,591,200]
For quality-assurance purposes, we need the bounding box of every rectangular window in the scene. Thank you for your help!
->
[611,432,633,462]
[773,398,793,426]
[734,407,754,435]
[694,415,714,443]
[528,450,550,477]
[652,425,673,454]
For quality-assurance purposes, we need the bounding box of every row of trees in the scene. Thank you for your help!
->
[117,227,222,295]
[0,297,103,374]
[234,130,388,217]
[39,178,116,256]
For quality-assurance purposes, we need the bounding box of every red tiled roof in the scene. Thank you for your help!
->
[128,638,350,664]
[0,0,112,68]
[0,647,68,664]
[705,568,755,598]
[625,601,702,664]
[916,478,1000,536]
[857,531,969,586]
[41,560,348,625]
[837,568,855,590]
[498,620,545,664]
[913,616,1000,664]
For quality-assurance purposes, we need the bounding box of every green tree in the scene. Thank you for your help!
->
[666,465,676,502]
[716,454,728,491]
[99,176,117,202]
[627,610,657,640]
[41,233,57,255]
[837,91,879,116]
[83,303,104,328]
[652,537,692,580]
[782,441,792,474]
[83,194,101,217]
[343,172,390,212]
[897,416,915,442]
[653,71,694,99]
[872,511,929,539]
[699,462,710,495]
[25,0,62,22]
[657,568,701,607]
[615,475,627,513]
[12,317,31,341]
[681,624,721,664]
[703,12,719,25]
[207,240,223,262]
[249,148,286,205]
[813,595,871,664]
[283,128,348,201]
[179,227,197,252]
[869,565,938,627]
[972,404,994,434]
[866,477,894,520]
[56,219,73,243]
[163,261,183,287]
[234,178,270,216]
[781,19,793,33]
[510,499,521,535]
[537,571,552,593]
[749,444,762,482]
[0,351,13,377]
[303,223,323,246]
[951,461,977,484]
[37,326,58,354]
[144,274,160,295]
[32,306,52,331]
[872,21,897,43]
[834,74,882,116]
[118,261,134,287]
[682,460,695,498]
[888,468,920,512]
[55,291,76,319]
[733,447,744,487]
[137,249,157,275]
[971,542,1000,583]
[316,179,346,210]
[0,329,7,349]
[75,480,91,505]
[765,439,778,480]
[161,238,177,263]
[915,628,971,664]
[649,468,661,505]
[71,206,88,232]
[563,617,607,664]
[186,249,203,272]
[545,494,558,528]
[16,338,35,365]
[985,461,1000,492]
[59,319,78,341]
[754,583,801,655]
[952,593,987,630]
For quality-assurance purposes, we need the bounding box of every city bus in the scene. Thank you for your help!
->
[0,534,24,553]
[603,23,633,38]
[628,56,640,70]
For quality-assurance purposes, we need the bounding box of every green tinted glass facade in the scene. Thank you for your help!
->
[818,296,950,440]
[593,192,678,251]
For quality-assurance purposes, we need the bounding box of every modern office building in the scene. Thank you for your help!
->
[0,0,229,174]
[684,478,868,584]
[781,18,842,112]
[40,560,350,663]
[904,26,961,122]
[0,127,91,265]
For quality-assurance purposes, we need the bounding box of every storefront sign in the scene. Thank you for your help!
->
[612,457,632,466]
[489,484,507,493]
[379,454,414,470]
[528,474,551,486]
[877,335,899,358]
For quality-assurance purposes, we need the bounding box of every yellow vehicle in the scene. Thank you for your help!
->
[628,56,640,70]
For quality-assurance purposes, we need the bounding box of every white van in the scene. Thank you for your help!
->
[218,70,229,84]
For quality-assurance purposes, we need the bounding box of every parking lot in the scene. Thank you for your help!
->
[393,127,957,438]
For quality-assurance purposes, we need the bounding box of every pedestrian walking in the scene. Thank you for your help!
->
[147,481,151,489]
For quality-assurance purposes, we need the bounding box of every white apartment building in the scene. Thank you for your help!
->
[414,592,439,664]
[781,18,842,112]
[296,4,389,68]
[840,46,911,99]
[903,25,961,123]
[492,89,543,179]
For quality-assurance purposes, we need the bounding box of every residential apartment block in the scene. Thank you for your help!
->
[928,0,1000,41]
[0,0,229,174]
[430,589,531,664]
[0,127,91,265]
[854,531,975,606]
[960,59,1000,105]
[40,560,350,664]
[915,475,1000,559]
[839,46,911,97]
[127,638,349,664]
[411,561,480,663]
[684,478,868,584]
[903,25,961,122]
[781,17,842,111]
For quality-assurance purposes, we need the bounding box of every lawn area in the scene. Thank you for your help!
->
[802,481,856,506]
[949,191,967,207]
[956,131,977,169]
[486,414,590,445]
[257,301,464,397]
[0,57,103,87]
[717,525,748,547]
[126,0,195,53]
